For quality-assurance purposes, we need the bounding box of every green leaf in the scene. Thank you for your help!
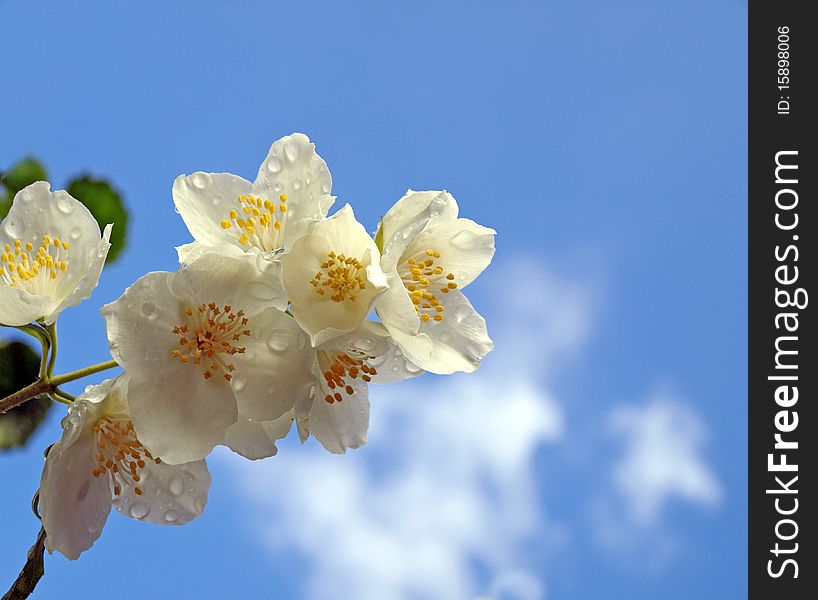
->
[0,158,48,218]
[374,217,385,254]
[66,175,129,263]
[2,527,46,600]
[0,341,50,450]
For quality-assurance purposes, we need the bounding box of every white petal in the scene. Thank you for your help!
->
[375,266,422,336]
[181,250,288,314]
[39,434,112,560]
[409,290,493,374]
[172,172,255,250]
[0,284,51,326]
[232,308,314,422]
[176,240,247,266]
[309,374,369,454]
[222,411,293,460]
[128,371,237,465]
[282,205,388,346]
[46,224,112,324]
[380,190,459,258]
[406,217,495,289]
[254,133,334,248]
[113,457,211,525]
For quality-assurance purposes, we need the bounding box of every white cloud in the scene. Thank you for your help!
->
[609,396,722,525]
[220,256,592,600]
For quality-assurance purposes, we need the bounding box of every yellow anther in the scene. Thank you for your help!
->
[279,193,287,202]
[221,220,232,229]
[25,242,33,251]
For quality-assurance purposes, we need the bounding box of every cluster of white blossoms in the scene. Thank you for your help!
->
[0,134,495,560]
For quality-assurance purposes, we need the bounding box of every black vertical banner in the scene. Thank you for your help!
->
[749,1,817,598]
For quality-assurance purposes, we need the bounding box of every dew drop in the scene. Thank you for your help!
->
[232,374,247,392]
[266,330,291,352]
[292,179,303,191]
[284,141,300,162]
[321,181,331,194]
[355,338,375,352]
[450,230,481,250]
[368,354,387,367]
[405,362,422,374]
[455,304,472,323]
[190,173,208,189]
[273,183,283,193]
[55,194,75,215]
[169,475,185,496]
[69,227,82,240]
[164,510,179,523]
[266,156,283,174]
[88,522,100,534]
[129,502,149,519]
[141,301,158,319]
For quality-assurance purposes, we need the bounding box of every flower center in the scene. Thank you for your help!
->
[92,417,160,497]
[318,350,379,404]
[310,251,367,303]
[399,248,457,323]
[170,303,251,382]
[0,235,70,294]
[220,193,288,252]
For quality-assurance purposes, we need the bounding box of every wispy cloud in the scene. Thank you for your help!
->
[221,256,592,599]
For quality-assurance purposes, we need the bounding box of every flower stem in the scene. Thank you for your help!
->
[15,324,51,379]
[0,360,119,414]
[50,360,119,387]
[45,322,58,377]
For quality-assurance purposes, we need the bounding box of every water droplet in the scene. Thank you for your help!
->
[368,354,387,367]
[190,173,208,189]
[169,475,185,496]
[246,281,278,301]
[88,522,100,534]
[321,181,331,194]
[284,141,300,162]
[355,338,375,352]
[455,305,472,323]
[164,510,178,523]
[450,230,481,250]
[19,190,33,203]
[129,502,150,519]
[391,365,400,373]
[232,374,247,392]
[266,330,291,352]
[69,227,82,240]
[273,183,283,193]
[266,156,283,173]
[405,362,422,374]
[55,194,75,214]
[141,301,158,319]
[292,179,303,191]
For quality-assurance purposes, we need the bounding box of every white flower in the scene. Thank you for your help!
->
[39,375,211,560]
[0,181,112,326]
[173,133,334,264]
[281,204,388,347]
[295,321,421,453]
[101,252,314,465]
[376,190,495,374]
[220,322,420,456]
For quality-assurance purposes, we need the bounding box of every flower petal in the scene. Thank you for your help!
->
[128,371,238,465]
[172,172,255,251]
[254,133,334,248]
[39,434,113,560]
[222,411,293,460]
[380,190,459,258]
[0,284,51,326]
[46,224,112,324]
[409,290,493,374]
[113,457,211,526]
[232,307,314,422]
[309,375,369,454]
[406,217,496,289]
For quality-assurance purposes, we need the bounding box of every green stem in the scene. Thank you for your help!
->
[50,360,119,387]
[52,387,76,403]
[15,324,51,379]
[45,322,58,377]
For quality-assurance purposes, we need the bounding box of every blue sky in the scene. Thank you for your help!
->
[0,1,746,598]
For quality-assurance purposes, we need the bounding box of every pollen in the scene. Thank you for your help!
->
[220,193,287,252]
[318,351,379,404]
[310,251,367,303]
[92,417,161,497]
[400,248,455,323]
[0,233,70,294]
[170,303,251,382]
